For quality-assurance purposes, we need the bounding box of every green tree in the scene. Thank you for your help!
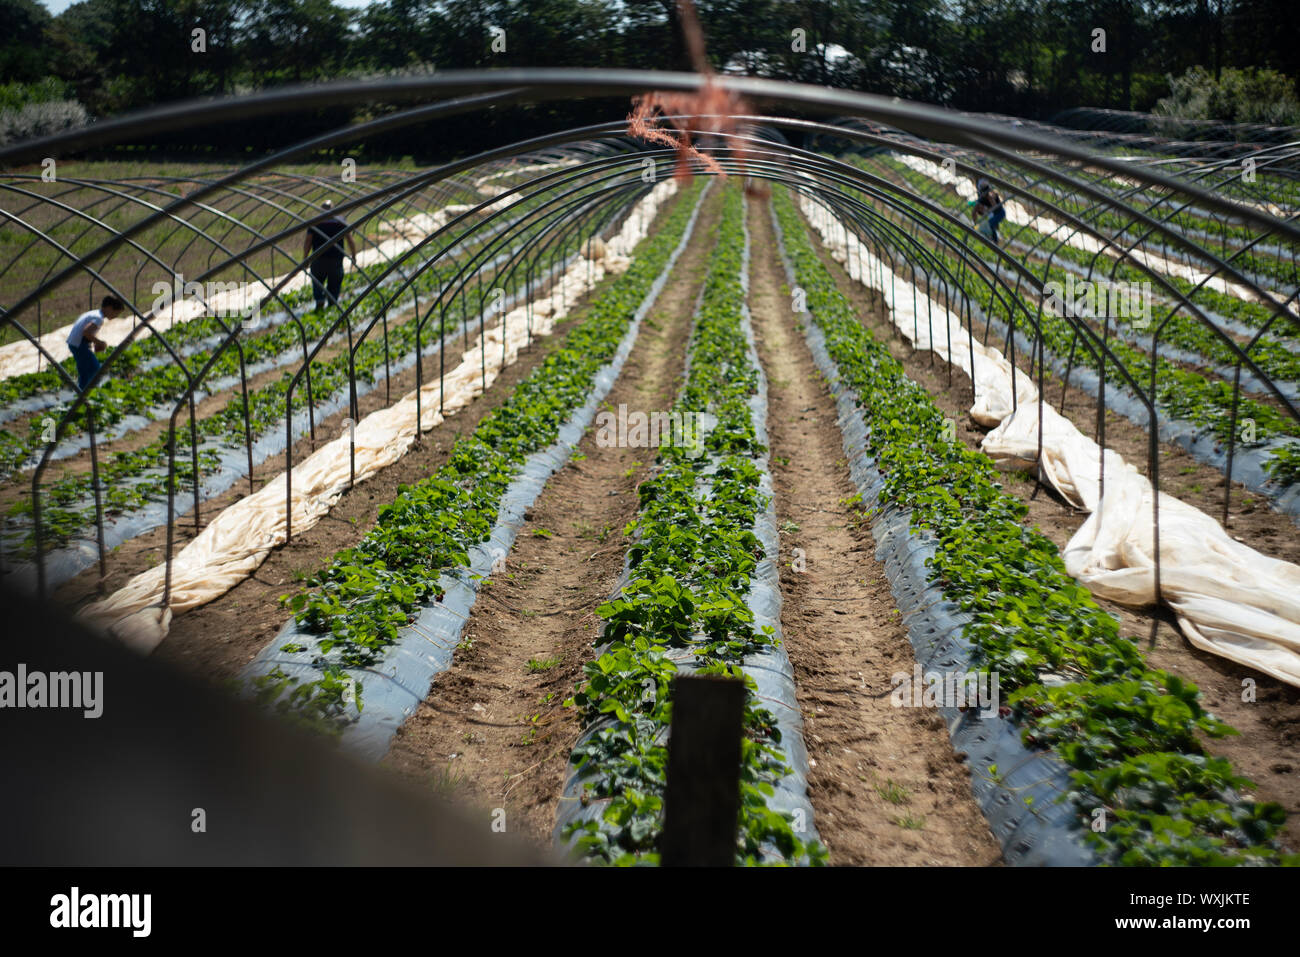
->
[0,0,52,83]
[240,0,353,84]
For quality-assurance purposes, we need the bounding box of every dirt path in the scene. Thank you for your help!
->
[84,192,682,681]
[381,188,723,846]
[800,204,1300,847]
[746,195,1002,865]
[140,312,587,681]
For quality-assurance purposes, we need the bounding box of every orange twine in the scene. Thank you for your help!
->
[625,0,767,197]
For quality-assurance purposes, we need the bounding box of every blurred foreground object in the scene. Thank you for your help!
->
[0,583,552,866]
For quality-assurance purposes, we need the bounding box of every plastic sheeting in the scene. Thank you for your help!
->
[77,181,681,654]
[555,202,820,861]
[772,200,1094,865]
[732,221,820,848]
[238,180,703,761]
[0,201,487,382]
[897,153,1296,311]
[943,250,1300,518]
[800,193,1300,688]
[473,159,579,197]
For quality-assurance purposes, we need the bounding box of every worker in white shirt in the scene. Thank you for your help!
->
[66,295,124,391]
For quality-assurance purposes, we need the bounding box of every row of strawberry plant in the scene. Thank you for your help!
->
[0,260,395,478]
[2,202,609,558]
[941,143,1300,267]
[1070,163,1300,257]
[0,196,567,478]
[3,259,512,556]
[1070,144,1300,210]
[775,186,1295,865]
[3,302,445,557]
[877,154,1300,376]
[854,154,1300,486]
[1023,164,1298,292]
[252,182,706,731]
[560,185,826,866]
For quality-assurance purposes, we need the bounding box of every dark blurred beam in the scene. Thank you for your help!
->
[660,675,745,867]
[0,584,555,866]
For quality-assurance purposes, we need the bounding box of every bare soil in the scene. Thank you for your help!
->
[380,187,723,845]
[801,203,1300,846]
[747,195,1002,864]
[61,190,685,679]
[51,194,692,670]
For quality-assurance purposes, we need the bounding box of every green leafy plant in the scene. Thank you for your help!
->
[563,186,826,867]
[774,186,1297,867]
[252,182,706,731]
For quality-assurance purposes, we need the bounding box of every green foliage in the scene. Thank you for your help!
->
[773,186,1296,867]
[1157,66,1300,127]
[563,185,826,867]
[255,181,705,726]
[7,0,1298,134]
[0,76,73,112]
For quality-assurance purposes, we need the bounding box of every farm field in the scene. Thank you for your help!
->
[5,55,1300,883]
[10,151,1300,867]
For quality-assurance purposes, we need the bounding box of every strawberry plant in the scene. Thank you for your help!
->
[774,186,1297,866]
[253,181,706,730]
[563,186,826,867]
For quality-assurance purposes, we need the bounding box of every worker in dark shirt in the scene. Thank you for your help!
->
[302,199,358,311]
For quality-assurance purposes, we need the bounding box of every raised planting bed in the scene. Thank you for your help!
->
[242,181,706,753]
[556,185,825,866]
[773,186,1296,866]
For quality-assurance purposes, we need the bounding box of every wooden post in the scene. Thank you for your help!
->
[660,674,745,867]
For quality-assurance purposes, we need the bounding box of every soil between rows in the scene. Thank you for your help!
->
[55,189,691,681]
[380,185,724,848]
[800,203,1300,847]
[747,195,1001,865]
[147,314,591,680]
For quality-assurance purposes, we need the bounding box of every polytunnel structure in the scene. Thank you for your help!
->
[3,69,1300,868]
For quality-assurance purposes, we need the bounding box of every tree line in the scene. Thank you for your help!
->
[2,0,1298,154]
